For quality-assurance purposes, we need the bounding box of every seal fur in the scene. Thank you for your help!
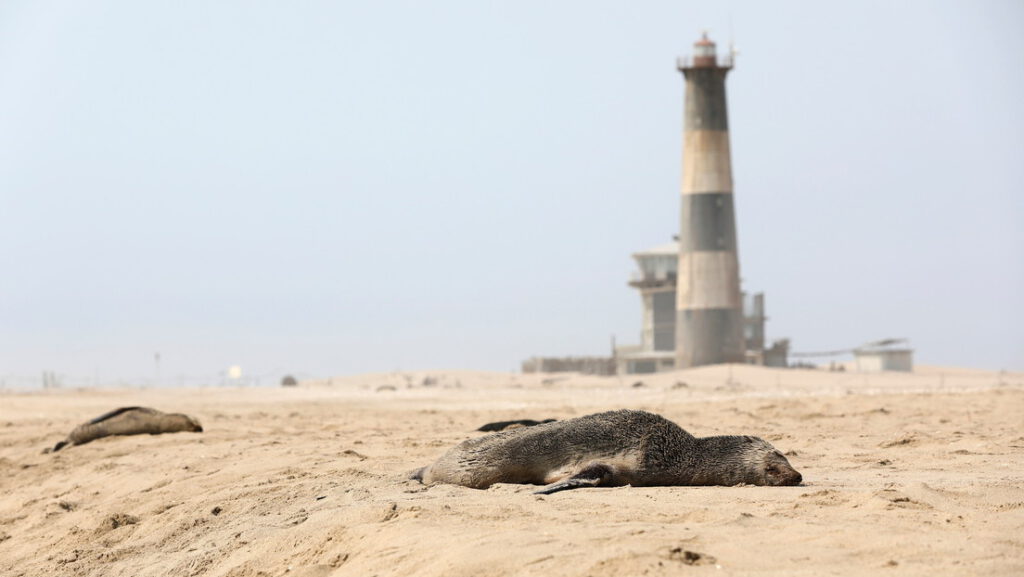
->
[413,409,801,493]
[47,407,203,453]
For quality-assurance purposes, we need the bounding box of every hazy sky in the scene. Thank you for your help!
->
[2,1,1022,386]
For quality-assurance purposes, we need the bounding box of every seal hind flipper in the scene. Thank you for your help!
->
[534,463,616,495]
[87,406,151,425]
[410,467,427,482]
[477,418,556,432]
[43,440,69,454]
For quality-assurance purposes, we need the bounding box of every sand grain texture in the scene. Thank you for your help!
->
[1,365,1022,576]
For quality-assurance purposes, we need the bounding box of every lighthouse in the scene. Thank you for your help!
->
[675,33,745,368]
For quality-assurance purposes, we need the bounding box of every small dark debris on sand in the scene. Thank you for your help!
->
[668,547,716,566]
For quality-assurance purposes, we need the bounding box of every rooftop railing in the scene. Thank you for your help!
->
[676,54,734,70]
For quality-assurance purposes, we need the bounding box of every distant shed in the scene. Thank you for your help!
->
[854,347,913,372]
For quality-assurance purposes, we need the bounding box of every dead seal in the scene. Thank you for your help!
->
[46,407,203,453]
[413,409,801,494]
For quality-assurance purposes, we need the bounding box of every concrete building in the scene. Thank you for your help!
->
[629,241,679,350]
[614,240,785,375]
[521,356,616,376]
[615,241,679,374]
[853,341,914,372]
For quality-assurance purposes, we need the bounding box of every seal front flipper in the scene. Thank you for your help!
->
[534,463,616,495]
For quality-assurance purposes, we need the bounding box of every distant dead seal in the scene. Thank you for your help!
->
[476,418,556,432]
[413,409,801,494]
[46,407,203,453]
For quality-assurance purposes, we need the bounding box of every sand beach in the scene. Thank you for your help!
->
[1,365,1022,576]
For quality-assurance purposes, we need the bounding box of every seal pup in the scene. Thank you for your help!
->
[46,407,203,453]
[413,409,801,494]
[476,418,556,432]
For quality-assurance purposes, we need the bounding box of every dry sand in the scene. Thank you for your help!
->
[1,365,1022,577]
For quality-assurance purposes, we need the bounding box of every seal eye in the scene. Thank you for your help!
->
[765,465,779,474]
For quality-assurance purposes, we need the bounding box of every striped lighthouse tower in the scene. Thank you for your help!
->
[675,32,745,368]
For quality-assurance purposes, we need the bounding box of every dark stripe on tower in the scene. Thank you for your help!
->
[678,192,737,252]
[684,69,730,131]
